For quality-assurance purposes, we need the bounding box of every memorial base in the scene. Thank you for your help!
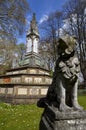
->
[39,106,86,130]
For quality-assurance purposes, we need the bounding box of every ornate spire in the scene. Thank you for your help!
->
[27,13,39,37]
[19,13,48,69]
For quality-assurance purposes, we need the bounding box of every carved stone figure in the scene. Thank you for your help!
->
[38,35,83,111]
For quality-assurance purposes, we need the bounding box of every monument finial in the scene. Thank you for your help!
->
[32,13,36,21]
[27,13,39,37]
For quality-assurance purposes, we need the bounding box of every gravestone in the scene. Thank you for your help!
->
[37,35,86,130]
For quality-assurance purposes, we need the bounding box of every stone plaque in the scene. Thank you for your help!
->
[7,88,13,94]
[25,77,28,83]
[18,88,27,95]
[13,71,19,74]
[0,88,6,94]
[45,78,52,84]
[6,72,12,75]
[19,70,26,74]
[30,69,36,74]
[39,70,44,74]
[29,88,39,95]
[11,77,21,83]
[41,88,48,95]
[34,77,42,84]
[25,77,33,83]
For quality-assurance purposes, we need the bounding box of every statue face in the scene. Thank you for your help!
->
[58,35,76,56]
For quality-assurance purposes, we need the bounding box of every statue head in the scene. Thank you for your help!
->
[58,35,76,56]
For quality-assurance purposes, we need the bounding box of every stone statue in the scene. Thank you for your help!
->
[38,35,83,111]
[38,35,86,130]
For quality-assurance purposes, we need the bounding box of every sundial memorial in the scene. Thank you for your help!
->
[0,14,52,104]
[37,35,86,130]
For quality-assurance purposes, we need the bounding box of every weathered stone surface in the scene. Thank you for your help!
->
[38,35,85,130]
[38,35,83,110]
[0,14,52,104]
[39,106,86,130]
[18,88,27,95]
[41,88,48,95]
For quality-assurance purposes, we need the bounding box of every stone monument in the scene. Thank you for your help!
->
[0,14,52,104]
[37,35,86,130]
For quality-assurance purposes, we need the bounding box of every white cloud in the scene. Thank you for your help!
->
[39,15,48,24]
[26,15,32,25]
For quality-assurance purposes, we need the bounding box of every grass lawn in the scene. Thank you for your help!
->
[78,95,86,109]
[0,103,43,130]
[0,95,86,130]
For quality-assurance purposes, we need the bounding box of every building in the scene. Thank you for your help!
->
[0,14,52,104]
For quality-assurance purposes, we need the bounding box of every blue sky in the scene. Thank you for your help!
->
[18,0,67,43]
[28,0,67,22]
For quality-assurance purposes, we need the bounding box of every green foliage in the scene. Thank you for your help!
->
[0,96,86,130]
[78,95,86,110]
[49,70,53,76]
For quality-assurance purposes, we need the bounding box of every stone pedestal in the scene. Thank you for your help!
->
[0,66,52,104]
[39,106,86,130]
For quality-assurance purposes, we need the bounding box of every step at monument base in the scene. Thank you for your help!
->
[39,106,86,130]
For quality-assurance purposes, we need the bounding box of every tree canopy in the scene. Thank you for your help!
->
[0,0,29,74]
[0,0,29,39]
[39,11,63,69]
[63,0,86,85]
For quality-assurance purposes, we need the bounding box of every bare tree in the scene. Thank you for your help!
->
[0,39,18,74]
[39,40,55,71]
[39,11,63,69]
[17,43,26,61]
[0,0,30,74]
[0,0,29,39]
[63,0,86,85]
[0,40,27,74]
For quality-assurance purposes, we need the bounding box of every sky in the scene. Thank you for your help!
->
[27,0,67,23]
[18,0,67,43]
